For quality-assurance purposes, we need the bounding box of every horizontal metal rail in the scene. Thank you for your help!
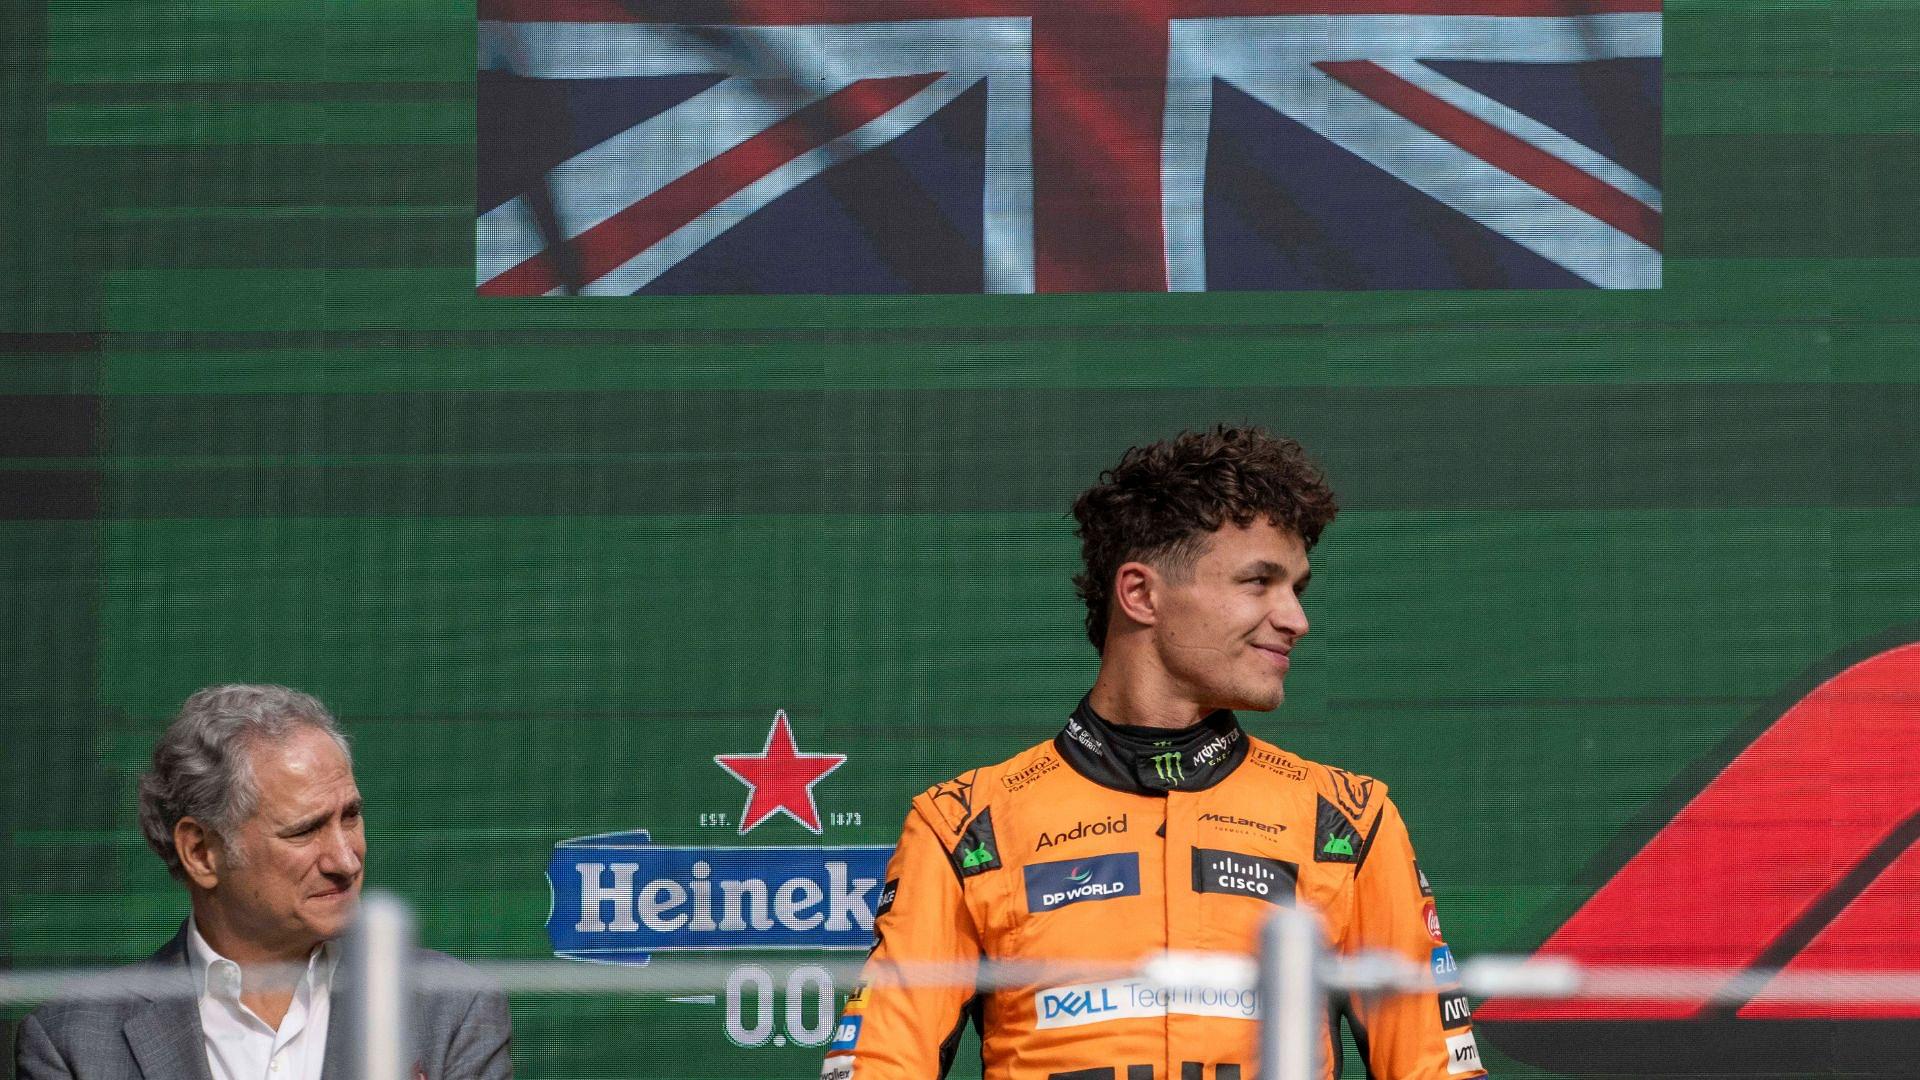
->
[9,953,1920,1007]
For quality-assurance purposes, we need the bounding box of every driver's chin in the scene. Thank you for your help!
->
[1232,679,1286,713]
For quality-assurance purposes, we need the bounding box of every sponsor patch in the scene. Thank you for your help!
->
[1431,946,1458,983]
[844,984,869,1012]
[874,878,898,919]
[1197,812,1287,839]
[1439,987,1473,1029]
[1024,852,1142,913]
[950,807,1003,878]
[1002,755,1060,792]
[927,772,977,833]
[1189,727,1241,772]
[1035,978,1260,1029]
[821,1054,856,1080]
[1417,860,1433,897]
[1250,747,1307,781]
[1147,747,1187,786]
[1192,848,1296,906]
[1424,899,1445,943]
[828,1015,863,1053]
[1064,716,1105,756]
[1036,814,1128,851]
[1314,796,1364,864]
[1324,765,1376,819]
[1445,1032,1483,1075]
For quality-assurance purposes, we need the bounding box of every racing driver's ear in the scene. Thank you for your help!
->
[1110,560,1161,631]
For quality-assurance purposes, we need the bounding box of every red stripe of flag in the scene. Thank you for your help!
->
[1318,59,1661,252]
[1029,6,1172,292]
[480,73,942,297]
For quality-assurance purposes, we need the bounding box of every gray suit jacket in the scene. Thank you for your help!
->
[14,926,511,1080]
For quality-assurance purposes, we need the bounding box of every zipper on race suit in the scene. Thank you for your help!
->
[1161,790,1183,1080]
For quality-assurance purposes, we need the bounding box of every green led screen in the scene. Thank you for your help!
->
[6,0,1920,1076]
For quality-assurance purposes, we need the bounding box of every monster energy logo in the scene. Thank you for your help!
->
[1151,751,1184,784]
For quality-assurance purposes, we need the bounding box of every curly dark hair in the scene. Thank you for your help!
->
[1070,426,1339,651]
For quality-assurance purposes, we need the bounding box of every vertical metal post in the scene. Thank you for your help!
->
[1258,906,1324,1080]
[349,891,415,1080]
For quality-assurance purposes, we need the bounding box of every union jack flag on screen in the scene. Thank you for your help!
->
[477,0,1660,295]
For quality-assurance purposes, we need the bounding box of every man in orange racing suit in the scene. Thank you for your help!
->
[824,427,1485,1080]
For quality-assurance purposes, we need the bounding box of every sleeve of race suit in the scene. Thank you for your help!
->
[823,800,983,1080]
[1340,796,1488,1080]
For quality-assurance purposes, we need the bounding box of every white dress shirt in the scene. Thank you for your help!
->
[186,920,338,1080]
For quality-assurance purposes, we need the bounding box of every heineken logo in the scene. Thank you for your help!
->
[546,834,891,960]
[712,710,847,835]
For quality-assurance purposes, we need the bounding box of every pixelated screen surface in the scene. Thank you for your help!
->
[5,0,1920,1076]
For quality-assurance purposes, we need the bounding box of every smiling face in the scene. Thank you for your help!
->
[196,725,365,962]
[1147,519,1312,714]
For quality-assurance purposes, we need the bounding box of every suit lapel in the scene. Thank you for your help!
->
[126,1000,214,1080]
[321,986,350,1080]
[126,926,216,1080]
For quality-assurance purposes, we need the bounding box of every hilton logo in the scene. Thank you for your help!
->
[1192,847,1296,906]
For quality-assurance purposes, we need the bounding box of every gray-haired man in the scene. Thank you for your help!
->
[15,685,512,1080]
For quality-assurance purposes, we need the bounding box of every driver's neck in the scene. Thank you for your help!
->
[1087,642,1212,732]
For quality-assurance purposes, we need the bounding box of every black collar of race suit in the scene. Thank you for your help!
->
[1054,695,1250,795]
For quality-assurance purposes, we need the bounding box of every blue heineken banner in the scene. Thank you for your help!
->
[476,0,1661,294]
[548,834,895,960]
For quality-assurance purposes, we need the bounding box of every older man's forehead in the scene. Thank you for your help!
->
[248,728,358,815]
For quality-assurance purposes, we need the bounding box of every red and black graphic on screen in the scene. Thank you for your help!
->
[1478,634,1920,1076]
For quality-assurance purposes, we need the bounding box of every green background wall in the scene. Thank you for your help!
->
[5,0,1920,1076]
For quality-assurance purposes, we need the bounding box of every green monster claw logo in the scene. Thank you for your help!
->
[960,843,995,868]
[1151,751,1184,784]
[1322,835,1355,857]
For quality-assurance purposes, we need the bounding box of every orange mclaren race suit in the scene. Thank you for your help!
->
[823,698,1485,1080]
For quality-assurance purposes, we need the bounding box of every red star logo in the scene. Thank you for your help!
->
[713,710,847,835]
